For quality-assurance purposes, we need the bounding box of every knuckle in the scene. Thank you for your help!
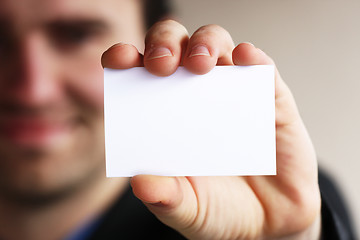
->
[146,19,188,44]
[158,19,184,29]
[191,24,234,50]
[194,24,229,36]
[145,29,173,45]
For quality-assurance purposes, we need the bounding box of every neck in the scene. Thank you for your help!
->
[0,174,128,240]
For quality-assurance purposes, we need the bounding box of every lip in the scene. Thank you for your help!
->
[0,116,76,148]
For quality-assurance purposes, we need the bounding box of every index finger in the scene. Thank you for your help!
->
[101,43,143,69]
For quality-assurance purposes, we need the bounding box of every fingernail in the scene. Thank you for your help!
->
[148,47,173,60]
[189,45,210,57]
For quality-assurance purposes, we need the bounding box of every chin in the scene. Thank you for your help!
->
[0,139,106,205]
[0,117,106,203]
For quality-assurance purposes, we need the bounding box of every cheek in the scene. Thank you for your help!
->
[64,59,105,114]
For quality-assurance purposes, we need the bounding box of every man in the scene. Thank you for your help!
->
[0,0,355,239]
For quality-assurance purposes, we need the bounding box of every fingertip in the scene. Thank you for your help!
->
[143,20,189,76]
[232,42,273,66]
[143,47,179,76]
[101,43,143,69]
[183,57,217,75]
[183,24,234,74]
[183,45,217,75]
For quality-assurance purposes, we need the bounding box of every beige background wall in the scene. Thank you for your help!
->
[173,0,360,234]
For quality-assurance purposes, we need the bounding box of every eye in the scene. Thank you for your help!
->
[0,30,14,58]
[48,25,96,51]
[61,28,90,43]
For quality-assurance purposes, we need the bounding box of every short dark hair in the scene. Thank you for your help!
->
[144,0,171,29]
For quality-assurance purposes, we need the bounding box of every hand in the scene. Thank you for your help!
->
[102,20,321,239]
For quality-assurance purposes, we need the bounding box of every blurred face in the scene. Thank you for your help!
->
[0,0,144,200]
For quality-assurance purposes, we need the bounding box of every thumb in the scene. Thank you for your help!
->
[130,175,198,233]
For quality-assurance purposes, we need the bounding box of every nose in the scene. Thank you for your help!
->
[5,32,61,108]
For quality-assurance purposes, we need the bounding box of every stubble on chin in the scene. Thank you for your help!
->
[0,125,106,207]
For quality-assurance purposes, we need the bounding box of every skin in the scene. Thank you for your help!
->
[103,22,322,239]
[0,0,143,239]
[0,0,321,239]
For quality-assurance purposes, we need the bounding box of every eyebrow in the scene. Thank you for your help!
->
[46,18,111,32]
[0,17,112,36]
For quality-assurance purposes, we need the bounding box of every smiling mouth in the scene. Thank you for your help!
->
[0,115,78,148]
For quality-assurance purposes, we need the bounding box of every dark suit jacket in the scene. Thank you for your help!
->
[87,170,356,240]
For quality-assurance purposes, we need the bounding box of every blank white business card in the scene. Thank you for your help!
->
[104,66,276,177]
